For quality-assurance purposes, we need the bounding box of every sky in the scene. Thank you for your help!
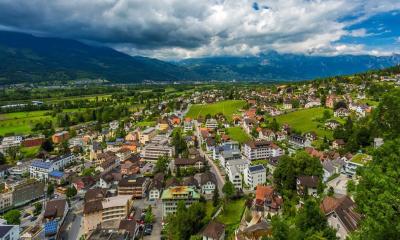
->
[0,0,399,59]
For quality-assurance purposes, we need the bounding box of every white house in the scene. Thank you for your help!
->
[0,219,19,240]
[244,164,266,189]
[242,140,283,161]
[200,172,217,195]
[30,154,76,180]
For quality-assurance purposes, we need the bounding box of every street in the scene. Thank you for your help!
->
[133,198,163,240]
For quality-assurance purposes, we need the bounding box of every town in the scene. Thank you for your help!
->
[0,65,399,240]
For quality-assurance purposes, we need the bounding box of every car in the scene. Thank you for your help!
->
[144,224,153,235]
[30,216,37,222]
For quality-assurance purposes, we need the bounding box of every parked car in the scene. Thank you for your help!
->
[144,224,153,235]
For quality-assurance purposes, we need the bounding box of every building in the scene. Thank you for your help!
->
[30,154,75,180]
[320,196,361,240]
[297,176,319,196]
[343,154,371,177]
[244,165,266,189]
[205,119,218,129]
[334,108,350,118]
[0,219,19,240]
[201,221,225,240]
[0,190,12,212]
[226,165,242,190]
[148,176,163,201]
[200,172,217,195]
[332,139,345,150]
[283,101,292,110]
[43,199,68,239]
[12,179,45,207]
[83,194,133,234]
[52,131,69,144]
[254,185,283,214]
[288,134,311,149]
[242,140,283,161]
[141,143,174,162]
[161,186,200,217]
[174,156,206,171]
[117,177,149,198]
[213,141,239,161]
[139,127,157,144]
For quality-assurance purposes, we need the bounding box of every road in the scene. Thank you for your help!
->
[194,120,226,195]
[133,198,163,240]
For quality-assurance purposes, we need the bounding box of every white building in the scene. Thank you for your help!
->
[244,164,266,189]
[242,141,283,161]
[0,219,19,240]
[30,154,76,180]
[140,143,174,162]
[226,165,242,190]
[205,118,218,129]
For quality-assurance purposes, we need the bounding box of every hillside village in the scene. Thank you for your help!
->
[0,66,399,240]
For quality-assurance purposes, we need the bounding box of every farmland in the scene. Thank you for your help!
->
[186,100,246,120]
[272,107,333,138]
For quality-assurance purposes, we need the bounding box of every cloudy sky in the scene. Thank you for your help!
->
[0,0,399,59]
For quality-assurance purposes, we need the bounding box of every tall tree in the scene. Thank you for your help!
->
[353,138,400,239]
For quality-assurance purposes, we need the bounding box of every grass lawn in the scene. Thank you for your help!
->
[272,107,333,139]
[217,199,246,225]
[186,100,246,121]
[227,127,251,143]
[205,201,216,218]
[20,146,41,158]
[135,121,156,127]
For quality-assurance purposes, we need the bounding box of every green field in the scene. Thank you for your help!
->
[0,108,88,135]
[272,107,333,138]
[217,199,246,238]
[186,100,246,120]
[227,127,251,143]
[135,121,156,127]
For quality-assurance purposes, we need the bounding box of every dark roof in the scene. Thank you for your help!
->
[200,171,217,185]
[174,156,205,166]
[84,199,103,214]
[297,176,319,188]
[44,199,67,219]
[0,164,11,172]
[85,188,107,203]
[321,196,361,232]
[0,226,14,238]
[249,164,265,172]
[201,221,225,239]
[118,177,146,187]
[165,177,180,188]
[119,219,137,233]
[182,176,198,187]
[153,172,164,182]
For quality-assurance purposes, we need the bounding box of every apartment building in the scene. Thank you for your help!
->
[0,219,19,240]
[139,127,157,144]
[117,177,149,198]
[226,165,242,190]
[83,193,133,234]
[140,143,174,162]
[242,140,283,161]
[161,186,200,217]
[30,154,75,180]
[244,164,266,189]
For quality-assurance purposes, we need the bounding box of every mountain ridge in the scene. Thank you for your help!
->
[0,31,399,84]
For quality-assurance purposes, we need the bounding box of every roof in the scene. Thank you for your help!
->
[118,177,146,187]
[182,176,198,187]
[0,226,14,238]
[200,171,217,185]
[83,199,103,214]
[49,170,64,178]
[255,185,274,201]
[249,164,265,173]
[44,220,58,236]
[165,177,180,188]
[161,186,200,200]
[119,219,136,233]
[320,196,361,232]
[44,199,67,219]
[85,188,107,203]
[201,221,225,239]
[297,176,319,188]
[174,156,205,166]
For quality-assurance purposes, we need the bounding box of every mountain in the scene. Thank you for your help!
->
[0,31,399,84]
[177,51,400,81]
[0,31,196,84]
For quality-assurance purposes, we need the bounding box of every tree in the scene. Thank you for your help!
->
[270,118,280,132]
[3,209,21,224]
[66,186,77,198]
[41,138,54,152]
[295,199,337,239]
[322,110,331,120]
[270,216,290,240]
[47,182,55,196]
[212,188,220,207]
[144,206,154,224]
[155,155,169,173]
[353,138,400,239]
[33,202,42,216]
[0,152,5,165]
[222,181,235,200]
[372,89,400,139]
[273,151,323,193]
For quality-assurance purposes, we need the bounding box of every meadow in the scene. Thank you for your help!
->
[272,107,333,138]
[186,100,246,120]
[227,127,251,143]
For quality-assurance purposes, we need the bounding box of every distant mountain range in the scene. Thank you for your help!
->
[0,31,399,84]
